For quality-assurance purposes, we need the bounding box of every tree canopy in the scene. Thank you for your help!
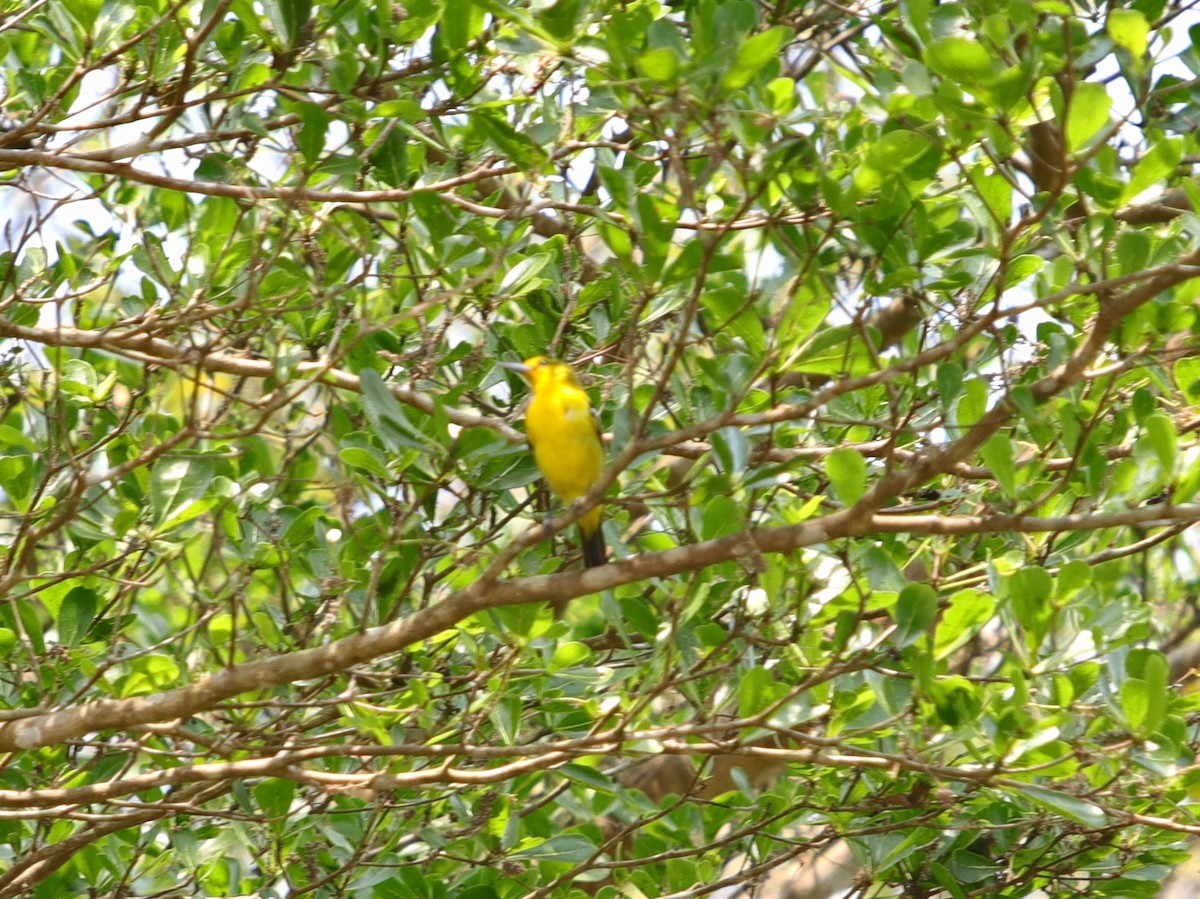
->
[2,0,1200,896]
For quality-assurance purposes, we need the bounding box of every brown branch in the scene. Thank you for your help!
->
[0,318,519,440]
[0,781,228,899]
[847,248,1200,516]
[2,499,1199,753]
[0,148,522,203]
[867,505,1200,535]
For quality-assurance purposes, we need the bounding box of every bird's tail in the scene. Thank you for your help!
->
[580,522,606,568]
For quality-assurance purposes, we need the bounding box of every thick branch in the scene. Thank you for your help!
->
[0,318,519,441]
[3,501,1199,752]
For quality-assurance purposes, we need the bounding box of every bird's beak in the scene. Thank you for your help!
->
[500,361,531,375]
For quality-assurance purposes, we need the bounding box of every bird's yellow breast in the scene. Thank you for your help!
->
[525,381,604,503]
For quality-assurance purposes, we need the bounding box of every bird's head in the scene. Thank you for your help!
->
[502,356,581,391]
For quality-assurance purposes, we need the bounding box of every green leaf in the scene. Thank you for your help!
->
[1008,783,1107,827]
[1127,648,1169,691]
[1120,676,1166,738]
[294,102,330,165]
[980,433,1016,498]
[955,377,988,430]
[599,220,633,260]
[121,653,183,696]
[1010,566,1053,604]
[499,254,553,298]
[825,447,867,506]
[339,445,390,478]
[150,456,215,530]
[511,834,596,864]
[0,454,32,508]
[195,153,236,183]
[700,288,766,354]
[892,582,938,647]
[946,849,1002,885]
[976,172,1012,226]
[358,369,434,455]
[937,362,963,413]
[368,127,408,188]
[777,286,830,353]
[1064,82,1111,151]
[559,764,614,792]
[1175,357,1200,405]
[253,778,295,819]
[766,76,797,114]
[721,27,788,90]
[549,641,591,671]
[922,36,996,85]
[1056,559,1092,598]
[695,622,727,646]
[710,426,750,475]
[57,585,97,647]
[701,494,742,539]
[856,130,934,191]
[1116,229,1151,274]
[60,358,98,394]
[261,0,312,49]
[157,491,222,534]
[63,0,102,31]
[636,192,679,244]
[439,0,485,52]
[930,862,970,899]
[1074,166,1123,208]
[15,599,43,654]
[410,191,458,241]
[1005,254,1043,286]
[486,603,550,642]
[619,596,659,639]
[935,589,997,660]
[636,48,679,83]
[868,131,932,169]
[1121,138,1181,204]
[474,111,546,169]
[738,666,785,717]
[929,675,981,726]
[1107,9,1150,58]
[1141,412,1177,474]
[1121,678,1151,734]
[539,0,585,40]
[0,424,36,454]
[1008,566,1054,646]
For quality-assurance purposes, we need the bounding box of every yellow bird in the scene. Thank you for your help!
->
[502,356,607,567]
